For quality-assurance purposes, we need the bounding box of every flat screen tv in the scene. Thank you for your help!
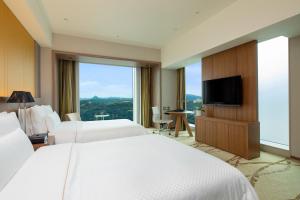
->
[202,75,242,106]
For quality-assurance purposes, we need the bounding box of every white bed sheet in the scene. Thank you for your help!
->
[1,135,258,200]
[51,119,148,144]
[0,144,72,200]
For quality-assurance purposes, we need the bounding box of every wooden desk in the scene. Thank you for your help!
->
[165,111,193,137]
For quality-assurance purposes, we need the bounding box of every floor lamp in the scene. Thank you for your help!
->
[7,91,35,135]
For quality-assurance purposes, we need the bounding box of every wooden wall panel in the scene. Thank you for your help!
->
[202,41,258,122]
[196,41,260,159]
[236,41,258,122]
[202,56,214,117]
[212,48,237,79]
[0,1,36,97]
[202,56,213,81]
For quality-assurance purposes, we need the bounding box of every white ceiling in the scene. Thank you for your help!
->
[39,0,237,49]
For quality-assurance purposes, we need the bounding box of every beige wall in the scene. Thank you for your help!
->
[162,0,300,68]
[151,65,161,127]
[39,34,161,110]
[151,65,161,108]
[52,34,161,62]
[0,1,36,97]
[3,0,52,47]
[161,69,177,118]
[40,47,53,106]
[289,35,300,158]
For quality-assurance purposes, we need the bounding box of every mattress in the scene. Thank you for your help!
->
[51,119,148,144]
[0,135,258,200]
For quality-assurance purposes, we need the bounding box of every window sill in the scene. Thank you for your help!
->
[260,140,289,150]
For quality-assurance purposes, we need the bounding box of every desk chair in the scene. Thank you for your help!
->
[152,107,173,135]
[65,113,81,121]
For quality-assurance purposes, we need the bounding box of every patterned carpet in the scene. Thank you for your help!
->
[149,129,300,200]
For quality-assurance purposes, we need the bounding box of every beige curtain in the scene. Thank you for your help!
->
[176,67,186,130]
[58,59,77,120]
[141,66,152,128]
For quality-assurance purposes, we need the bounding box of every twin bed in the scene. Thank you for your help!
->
[18,105,148,143]
[0,107,258,200]
[49,119,148,144]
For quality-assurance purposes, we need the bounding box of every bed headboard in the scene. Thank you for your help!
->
[0,97,40,112]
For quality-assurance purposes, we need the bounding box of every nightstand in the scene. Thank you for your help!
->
[29,134,55,151]
[32,143,48,151]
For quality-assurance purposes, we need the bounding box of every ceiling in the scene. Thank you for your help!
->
[39,0,237,49]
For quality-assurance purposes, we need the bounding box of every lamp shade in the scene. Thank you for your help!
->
[7,91,35,103]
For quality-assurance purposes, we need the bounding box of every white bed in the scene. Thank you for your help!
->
[0,132,258,200]
[51,119,149,144]
[18,105,148,143]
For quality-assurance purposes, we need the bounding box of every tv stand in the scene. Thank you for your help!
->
[195,116,260,159]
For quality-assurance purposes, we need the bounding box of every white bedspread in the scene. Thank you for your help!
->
[52,119,148,144]
[0,135,258,200]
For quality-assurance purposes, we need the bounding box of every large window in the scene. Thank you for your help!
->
[79,63,134,121]
[185,62,202,124]
[258,36,289,148]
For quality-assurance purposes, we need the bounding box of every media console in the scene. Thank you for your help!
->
[195,116,260,159]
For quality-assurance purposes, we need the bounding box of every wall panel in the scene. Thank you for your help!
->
[0,1,36,97]
[203,41,258,122]
[236,42,258,121]
[196,41,260,159]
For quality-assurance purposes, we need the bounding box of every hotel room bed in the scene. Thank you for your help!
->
[50,119,149,144]
[18,105,148,143]
[0,133,258,200]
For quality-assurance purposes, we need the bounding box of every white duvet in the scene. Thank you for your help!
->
[0,135,258,200]
[51,119,148,144]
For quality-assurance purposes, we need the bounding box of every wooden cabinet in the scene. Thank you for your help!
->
[205,121,217,146]
[216,122,229,150]
[196,116,259,159]
[228,125,247,157]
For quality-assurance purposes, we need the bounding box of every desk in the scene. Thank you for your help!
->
[95,114,110,120]
[165,110,193,137]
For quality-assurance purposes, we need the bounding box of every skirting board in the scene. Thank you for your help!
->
[260,143,290,158]
[291,156,300,161]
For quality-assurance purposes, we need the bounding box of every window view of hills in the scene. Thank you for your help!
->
[186,94,203,124]
[80,94,202,124]
[79,62,202,125]
[80,96,133,121]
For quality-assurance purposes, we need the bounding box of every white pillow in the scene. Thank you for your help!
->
[30,105,53,134]
[0,112,7,117]
[41,105,53,113]
[45,112,61,132]
[18,108,33,136]
[0,128,34,191]
[0,112,21,137]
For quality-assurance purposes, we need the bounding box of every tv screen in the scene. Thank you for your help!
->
[202,76,242,106]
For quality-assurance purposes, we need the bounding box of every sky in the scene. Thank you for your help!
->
[79,63,133,98]
[258,36,289,145]
[185,62,202,96]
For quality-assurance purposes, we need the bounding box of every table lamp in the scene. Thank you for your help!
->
[7,91,35,134]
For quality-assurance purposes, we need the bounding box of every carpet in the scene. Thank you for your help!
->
[150,129,300,200]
